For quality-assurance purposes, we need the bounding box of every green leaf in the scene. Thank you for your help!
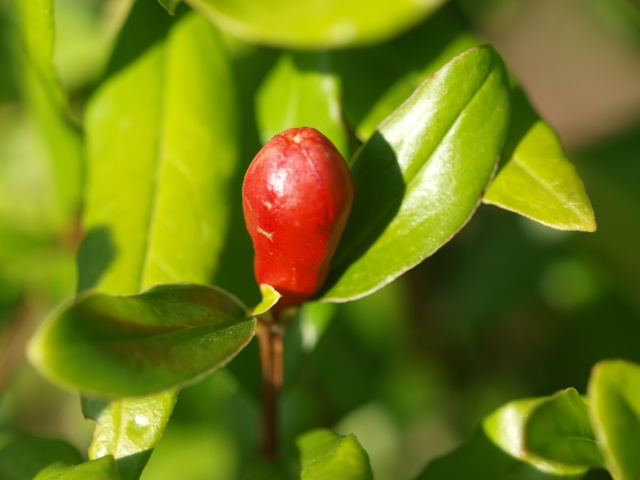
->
[297,429,373,480]
[484,399,588,477]
[588,359,640,480]
[251,284,282,316]
[256,51,348,157]
[524,389,603,468]
[36,456,122,480]
[186,0,447,49]
[157,0,182,15]
[483,86,596,232]
[417,398,586,479]
[83,393,176,480]
[29,283,255,396]
[16,0,82,229]
[0,431,83,480]
[320,45,510,302]
[80,12,239,295]
[68,9,241,477]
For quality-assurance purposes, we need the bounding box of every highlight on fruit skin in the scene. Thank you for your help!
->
[242,127,354,311]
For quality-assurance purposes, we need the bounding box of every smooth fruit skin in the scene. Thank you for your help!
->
[242,127,354,310]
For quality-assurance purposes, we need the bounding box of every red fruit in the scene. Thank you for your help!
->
[242,127,354,311]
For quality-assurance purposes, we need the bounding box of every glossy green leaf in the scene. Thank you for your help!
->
[69,9,241,477]
[29,283,255,396]
[417,398,586,479]
[320,45,510,302]
[297,429,373,480]
[37,456,122,480]
[256,51,348,157]
[79,11,238,295]
[588,359,640,480]
[16,0,82,229]
[483,87,596,232]
[83,393,175,480]
[524,389,603,468]
[157,0,182,15]
[0,431,83,480]
[186,0,447,49]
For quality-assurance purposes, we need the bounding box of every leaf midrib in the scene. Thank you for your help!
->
[335,61,496,268]
[139,42,170,292]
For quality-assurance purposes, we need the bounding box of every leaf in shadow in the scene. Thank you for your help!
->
[0,431,83,480]
[76,226,117,292]
[588,359,640,480]
[524,388,603,469]
[417,397,587,480]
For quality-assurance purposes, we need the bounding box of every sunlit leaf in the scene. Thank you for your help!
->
[83,393,175,480]
[320,45,510,302]
[79,13,238,295]
[256,51,348,156]
[483,87,596,232]
[37,456,122,480]
[297,429,373,480]
[252,284,282,317]
[588,359,640,480]
[524,388,603,468]
[186,0,447,49]
[62,7,241,477]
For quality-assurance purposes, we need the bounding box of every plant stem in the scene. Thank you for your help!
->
[257,316,284,460]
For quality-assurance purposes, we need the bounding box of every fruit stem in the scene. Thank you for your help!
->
[257,315,285,461]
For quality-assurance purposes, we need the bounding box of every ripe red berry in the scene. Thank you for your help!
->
[242,127,354,311]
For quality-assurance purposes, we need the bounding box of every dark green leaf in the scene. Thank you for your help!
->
[588,359,640,480]
[29,283,255,396]
[320,45,510,302]
[483,86,596,232]
[256,51,348,156]
[82,393,176,480]
[186,0,447,49]
[417,398,586,479]
[157,0,182,15]
[37,456,122,480]
[298,429,373,480]
[524,388,603,468]
[0,432,82,480]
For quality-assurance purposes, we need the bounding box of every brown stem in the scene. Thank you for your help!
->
[257,317,284,460]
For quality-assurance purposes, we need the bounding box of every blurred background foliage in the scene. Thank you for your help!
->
[0,0,639,479]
